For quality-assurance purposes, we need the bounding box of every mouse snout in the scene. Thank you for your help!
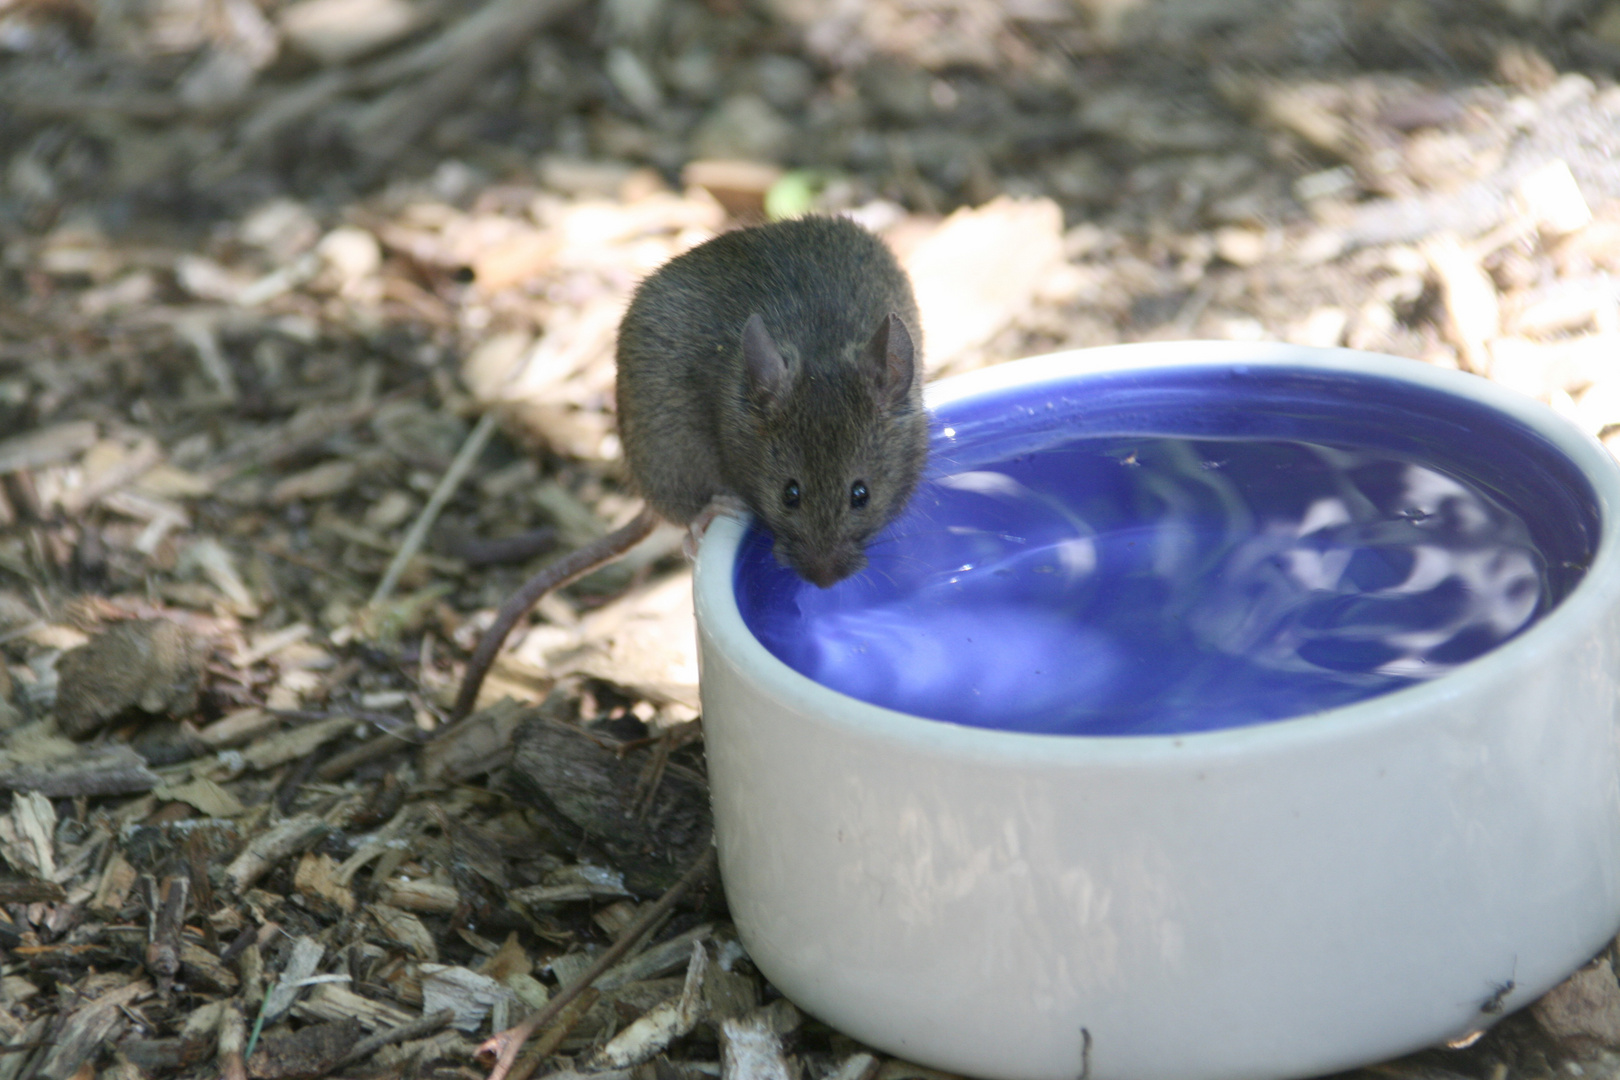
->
[802,562,845,589]
[783,543,867,589]
[771,531,867,588]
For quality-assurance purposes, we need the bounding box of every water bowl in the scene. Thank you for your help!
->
[692,342,1620,1080]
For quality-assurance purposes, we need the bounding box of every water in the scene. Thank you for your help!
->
[734,366,1601,735]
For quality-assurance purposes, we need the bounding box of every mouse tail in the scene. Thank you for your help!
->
[446,507,660,726]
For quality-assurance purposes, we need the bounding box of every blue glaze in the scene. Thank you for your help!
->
[734,366,1602,735]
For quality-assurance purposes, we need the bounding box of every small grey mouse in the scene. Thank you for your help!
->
[616,213,928,586]
[452,215,928,720]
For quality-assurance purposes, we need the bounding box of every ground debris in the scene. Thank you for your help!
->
[720,1001,801,1080]
[37,979,153,1080]
[503,695,712,894]
[1534,957,1620,1045]
[0,740,159,796]
[248,1017,366,1079]
[52,619,202,738]
[3,3,1620,1079]
[586,940,707,1069]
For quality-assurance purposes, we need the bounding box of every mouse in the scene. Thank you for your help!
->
[617,213,928,584]
[450,215,928,721]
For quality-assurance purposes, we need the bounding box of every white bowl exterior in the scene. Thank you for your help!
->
[694,343,1620,1080]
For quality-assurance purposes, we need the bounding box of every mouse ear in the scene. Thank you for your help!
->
[743,313,790,407]
[863,313,916,407]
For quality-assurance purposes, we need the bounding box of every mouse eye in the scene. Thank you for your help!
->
[850,481,869,509]
[782,480,801,509]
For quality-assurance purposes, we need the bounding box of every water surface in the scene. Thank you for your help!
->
[735,366,1599,735]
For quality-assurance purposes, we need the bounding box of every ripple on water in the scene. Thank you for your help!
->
[735,368,1599,735]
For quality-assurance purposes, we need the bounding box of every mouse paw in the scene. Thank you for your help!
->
[684,495,749,560]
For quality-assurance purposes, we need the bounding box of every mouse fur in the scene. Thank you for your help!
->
[615,215,928,587]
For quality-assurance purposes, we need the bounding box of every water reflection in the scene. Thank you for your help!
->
[737,437,1554,735]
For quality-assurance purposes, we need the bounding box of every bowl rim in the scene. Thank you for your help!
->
[693,340,1620,765]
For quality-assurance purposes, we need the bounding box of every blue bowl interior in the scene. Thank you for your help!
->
[734,364,1602,735]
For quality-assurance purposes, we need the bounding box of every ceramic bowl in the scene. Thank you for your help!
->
[692,342,1620,1080]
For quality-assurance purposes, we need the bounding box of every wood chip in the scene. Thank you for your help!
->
[136,463,213,499]
[0,878,65,904]
[91,852,138,917]
[293,853,356,913]
[826,1053,882,1080]
[179,539,259,616]
[144,874,187,993]
[681,159,784,219]
[904,196,1064,370]
[1518,158,1593,236]
[248,1018,364,1080]
[0,791,55,881]
[195,707,280,749]
[1422,234,1500,373]
[719,1005,796,1080]
[295,982,414,1030]
[1534,956,1620,1044]
[505,706,711,894]
[588,940,708,1069]
[58,437,163,515]
[597,924,715,991]
[0,421,97,474]
[510,863,631,907]
[182,941,241,994]
[234,623,314,668]
[346,0,589,174]
[279,0,425,66]
[38,979,152,1080]
[370,902,438,960]
[1505,276,1620,338]
[1578,380,1620,434]
[154,778,247,818]
[420,964,522,1031]
[218,1002,248,1080]
[420,696,528,784]
[1213,225,1268,267]
[240,715,352,772]
[1488,333,1620,398]
[381,877,459,913]
[224,814,329,891]
[472,231,557,291]
[262,936,329,1024]
[0,741,160,797]
[270,460,359,504]
[507,569,699,711]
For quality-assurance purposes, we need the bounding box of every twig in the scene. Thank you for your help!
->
[439,526,558,567]
[475,842,718,1080]
[368,412,498,611]
[352,0,588,176]
[448,508,658,723]
[340,1008,456,1066]
[176,316,240,403]
[219,1003,248,1080]
[507,990,600,1080]
[143,875,189,997]
[8,89,183,121]
[315,728,427,781]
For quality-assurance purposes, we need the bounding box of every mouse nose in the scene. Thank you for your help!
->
[800,550,866,589]
[776,536,866,588]
[804,563,842,589]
